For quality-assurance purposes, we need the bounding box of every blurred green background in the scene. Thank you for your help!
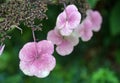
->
[0,0,120,83]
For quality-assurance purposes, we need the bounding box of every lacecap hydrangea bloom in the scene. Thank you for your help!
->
[47,28,79,56]
[56,4,81,36]
[19,40,56,78]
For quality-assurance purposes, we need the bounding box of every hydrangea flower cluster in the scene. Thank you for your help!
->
[47,4,102,56]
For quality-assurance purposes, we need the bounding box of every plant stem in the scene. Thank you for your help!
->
[32,28,36,42]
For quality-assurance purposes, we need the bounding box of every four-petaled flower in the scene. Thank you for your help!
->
[76,9,102,41]
[47,28,79,56]
[86,9,102,32]
[19,40,56,78]
[56,4,81,36]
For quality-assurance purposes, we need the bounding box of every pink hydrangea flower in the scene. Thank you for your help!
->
[19,40,56,78]
[86,9,102,32]
[56,4,81,36]
[0,44,5,56]
[47,28,79,56]
[76,9,102,41]
[75,17,93,41]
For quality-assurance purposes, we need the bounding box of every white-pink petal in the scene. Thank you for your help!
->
[19,61,34,76]
[68,11,81,29]
[65,32,79,46]
[65,4,78,14]
[0,44,5,56]
[56,12,66,29]
[35,70,50,78]
[77,18,93,41]
[87,10,102,32]
[37,40,54,55]
[60,23,73,36]
[30,54,56,78]
[19,42,37,61]
[81,29,93,41]
[47,30,62,45]
[56,40,74,56]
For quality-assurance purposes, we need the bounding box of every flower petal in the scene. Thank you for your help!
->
[19,61,34,76]
[35,70,50,78]
[19,42,37,61]
[65,32,79,46]
[47,30,62,45]
[68,11,81,29]
[60,22,72,36]
[30,54,56,78]
[56,40,73,56]
[65,4,78,14]
[0,44,5,56]
[81,30,93,41]
[87,10,102,32]
[77,20,93,41]
[56,11,66,29]
[37,40,54,55]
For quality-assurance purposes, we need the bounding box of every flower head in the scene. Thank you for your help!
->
[76,17,93,41]
[86,9,102,32]
[56,4,81,36]
[19,40,56,78]
[0,44,5,56]
[47,28,79,56]
[76,9,102,41]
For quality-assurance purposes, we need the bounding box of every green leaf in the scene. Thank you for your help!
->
[87,0,99,8]
[91,68,119,83]
[110,1,120,36]
[0,52,11,70]
[4,74,22,83]
[114,49,120,64]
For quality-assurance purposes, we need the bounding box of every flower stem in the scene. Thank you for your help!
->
[32,28,36,42]
[31,28,39,58]
[63,2,69,21]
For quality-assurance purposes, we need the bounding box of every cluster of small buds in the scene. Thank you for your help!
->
[47,4,102,56]
[75,0,90,20]
[0,0,47,43]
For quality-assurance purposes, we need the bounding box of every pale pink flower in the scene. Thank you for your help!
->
[76,9,102,41]
[86,9,102,32]
[19,40,56,78]
[47,29,79,56]
[56,4,81,36]
[76,18,93,41]
[0,44,5,56]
